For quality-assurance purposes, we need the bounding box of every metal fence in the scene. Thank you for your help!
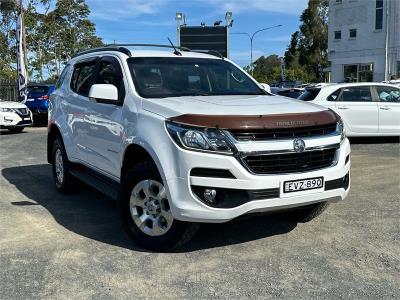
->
[0,80,19,102]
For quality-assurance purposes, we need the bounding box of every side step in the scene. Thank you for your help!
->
[69,164,120,201]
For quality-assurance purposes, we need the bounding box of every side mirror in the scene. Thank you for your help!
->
[89,84,119,103]
[260,83,271,93]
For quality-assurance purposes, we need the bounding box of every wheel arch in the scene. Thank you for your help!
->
[121,143,165,181]
[47,124,62,163]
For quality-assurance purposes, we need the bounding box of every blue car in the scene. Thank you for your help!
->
[25,84,55,124]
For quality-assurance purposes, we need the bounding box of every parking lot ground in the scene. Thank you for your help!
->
[0,127,399,299]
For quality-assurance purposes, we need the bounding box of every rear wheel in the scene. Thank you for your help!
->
[8,127,24,133]
[51,138,76,193]
[120,162,199,251]
[288,202,329,223]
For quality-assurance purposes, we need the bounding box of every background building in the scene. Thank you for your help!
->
[328,0,400,82]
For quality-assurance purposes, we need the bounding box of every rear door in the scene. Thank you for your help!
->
[68,57,98,162]
[374,85,400,134]
[334,86,378,134]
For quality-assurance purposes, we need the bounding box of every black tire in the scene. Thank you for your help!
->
[51,138,76,193]
[288,202,329,223]
[120,161,199,251]
[8,127,24,133]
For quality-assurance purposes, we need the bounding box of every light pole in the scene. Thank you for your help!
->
[175,12,183,46]
[232,25,282,76]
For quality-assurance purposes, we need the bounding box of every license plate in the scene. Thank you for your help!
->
[283,177,323,193]
[23,117,31,121]
[26,98,34,101]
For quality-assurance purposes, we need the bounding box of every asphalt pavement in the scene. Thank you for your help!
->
[0,127,399,299]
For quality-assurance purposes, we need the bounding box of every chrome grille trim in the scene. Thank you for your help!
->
[238,145,340,175]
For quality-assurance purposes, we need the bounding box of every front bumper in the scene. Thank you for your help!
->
[0,110,33,128]
[166,138,351,223]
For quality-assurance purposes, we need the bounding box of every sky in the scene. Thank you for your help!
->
[85,0,309,67]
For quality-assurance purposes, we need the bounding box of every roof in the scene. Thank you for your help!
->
[71,45,223,63]
[309,82,399,90]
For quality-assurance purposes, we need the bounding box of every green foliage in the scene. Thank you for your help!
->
[284,0,329,82]
[247,55,281,83]
[0,0,103,81]
[245,0,328,84]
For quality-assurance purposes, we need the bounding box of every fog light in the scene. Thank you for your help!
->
[204,189,217,203]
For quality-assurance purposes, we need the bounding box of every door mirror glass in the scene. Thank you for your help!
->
[259,83,271,93]
[89,84,119,102]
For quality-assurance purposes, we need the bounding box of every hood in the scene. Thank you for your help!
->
[0,101,29,109]
[143,94,327,118]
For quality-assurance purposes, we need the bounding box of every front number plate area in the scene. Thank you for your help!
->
[282,177,324,195]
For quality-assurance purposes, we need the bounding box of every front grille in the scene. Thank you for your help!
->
[242,147,338,174]
[15,108,28,115]
[230,123,337,141]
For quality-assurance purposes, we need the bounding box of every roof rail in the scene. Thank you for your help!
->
[104,43,191,52]
[72,44,192,59]
[72,44,224,59]
[72,46,131,58]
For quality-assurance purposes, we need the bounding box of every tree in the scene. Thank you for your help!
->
[284,0,329,82]
[0,0,103,81]
[245,55,281,83]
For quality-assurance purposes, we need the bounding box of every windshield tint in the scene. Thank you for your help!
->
[298,88,321,101]
[127,57,264,98]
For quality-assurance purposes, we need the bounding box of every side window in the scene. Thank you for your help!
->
[70,61,97,96]
[95,57,125,101]
[376,86,400,103]
[341,86,372,102]
[55,65,70,90]
[327,88,341,101]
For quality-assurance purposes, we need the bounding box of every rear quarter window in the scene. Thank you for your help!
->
[55,65,70,90]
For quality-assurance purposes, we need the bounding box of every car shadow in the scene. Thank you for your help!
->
[0,129,26,135]
[349,136,399,144]
[2,164,297,253]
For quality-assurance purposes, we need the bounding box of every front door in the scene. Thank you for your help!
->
[84,56,126,179]
[375,85,400,134]
[334,86,379,134]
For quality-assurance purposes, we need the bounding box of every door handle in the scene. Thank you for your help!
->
[380,106,391,110]
[337,106,349,110]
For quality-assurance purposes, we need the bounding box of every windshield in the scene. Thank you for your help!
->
[127,57,265,98]
[298,89,321,101]
[28,86,49,95]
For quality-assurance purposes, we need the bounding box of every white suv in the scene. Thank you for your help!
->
[0,100,33,133]
[48,45,351,250]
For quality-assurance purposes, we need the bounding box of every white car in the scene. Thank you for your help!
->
[298,83,400,137]
[0,100,33,133]
[48,45,350,250]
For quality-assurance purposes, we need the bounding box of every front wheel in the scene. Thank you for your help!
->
[120,162,199,251]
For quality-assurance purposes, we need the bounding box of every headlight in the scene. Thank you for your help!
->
[166,121,234,154]
[0,108,14,113]
[336,118,346,142]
